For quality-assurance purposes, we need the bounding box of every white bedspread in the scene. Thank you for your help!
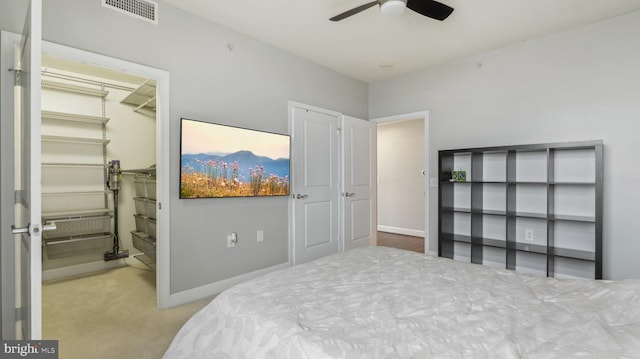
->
[164,246,640,358]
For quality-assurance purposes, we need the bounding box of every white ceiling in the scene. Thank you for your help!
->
[163,0,640,83]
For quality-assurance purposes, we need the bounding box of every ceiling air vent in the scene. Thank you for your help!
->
[102,0,158,25]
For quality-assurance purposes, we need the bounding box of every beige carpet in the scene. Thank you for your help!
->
[43,264,213,359]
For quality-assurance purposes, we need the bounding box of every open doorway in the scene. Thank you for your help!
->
[40,55,158,278]
[32,43,171,347]
[35,39,171,308]
[373,112,429,253]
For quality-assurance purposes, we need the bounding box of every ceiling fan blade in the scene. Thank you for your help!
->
[406,0,453,21]
[330,1,379,21]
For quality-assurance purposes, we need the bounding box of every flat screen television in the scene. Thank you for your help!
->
[180,118,290,199]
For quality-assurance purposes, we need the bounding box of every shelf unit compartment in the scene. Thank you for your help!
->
[514,183,547,217]
[514,150,547,182]
[42,140,106,164]
[453,242,471,263]
[483,247,506,269]
[42,86,106,118]
[450,212,471,237]
[41,119,105,140]
[481,214,507,243]
[451,152,472,177]
[551,185,596,220]
[41,165,106,193]
[42,191,109,214]
[552,148,596,183]
[43,213,112,239]
[480,183,507,213]
[42,111,109,139]
[552,221,595,255]
[515,251,547,277]
[552,257,595,280]
[481,151,507,182]
[440,183,471,212]
[514,217,547,248]
[451,182,471,210]
[44,233,112,260]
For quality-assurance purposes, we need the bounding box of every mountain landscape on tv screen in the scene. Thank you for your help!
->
[181,150,289,183]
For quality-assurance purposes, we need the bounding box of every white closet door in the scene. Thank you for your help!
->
[342,115,376,251]
[290,105,340,265]
[14,0,44,339]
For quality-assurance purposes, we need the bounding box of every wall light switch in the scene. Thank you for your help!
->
[227,232,237,248]
[257,230,264,242]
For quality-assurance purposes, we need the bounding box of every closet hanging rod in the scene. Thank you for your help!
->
[134,96,156,112]
[41,68,137,92]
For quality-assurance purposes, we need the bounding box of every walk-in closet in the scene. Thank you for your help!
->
[40,55,158,279]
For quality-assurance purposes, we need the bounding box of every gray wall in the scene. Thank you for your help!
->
[0,0,368,293]
[370,10,640,280]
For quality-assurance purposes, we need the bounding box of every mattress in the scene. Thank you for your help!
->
[164,246,640,358]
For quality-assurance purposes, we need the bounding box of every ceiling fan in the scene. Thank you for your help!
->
[330,0,454,22]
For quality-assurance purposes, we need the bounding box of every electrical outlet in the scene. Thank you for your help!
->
[524,229,534,242]
[227,232,237,248]
[257,229,264,242]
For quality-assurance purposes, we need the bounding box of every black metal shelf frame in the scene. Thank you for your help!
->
[438,140,603,279]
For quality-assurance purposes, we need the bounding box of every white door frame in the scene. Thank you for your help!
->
[372,111,431,254]
[1,35,172,309]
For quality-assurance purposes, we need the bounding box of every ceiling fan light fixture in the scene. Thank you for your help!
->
[380,0,407,16]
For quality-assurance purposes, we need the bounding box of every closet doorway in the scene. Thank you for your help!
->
[38,40,171,310]
[373,112,429,253]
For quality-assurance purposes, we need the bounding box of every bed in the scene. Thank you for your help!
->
[164,246,640,358]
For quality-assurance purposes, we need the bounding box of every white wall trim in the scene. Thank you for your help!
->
[372,110,430,253]
[167,262,290,307]
[42,259,127,281]
[377,225,425,238]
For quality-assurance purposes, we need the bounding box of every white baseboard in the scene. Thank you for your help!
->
[42,259,127,281]
[377,225,425,238]
[167,262,290,308]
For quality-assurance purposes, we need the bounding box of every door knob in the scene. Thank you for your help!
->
[295,194,308,199]
[343,192,355,197]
